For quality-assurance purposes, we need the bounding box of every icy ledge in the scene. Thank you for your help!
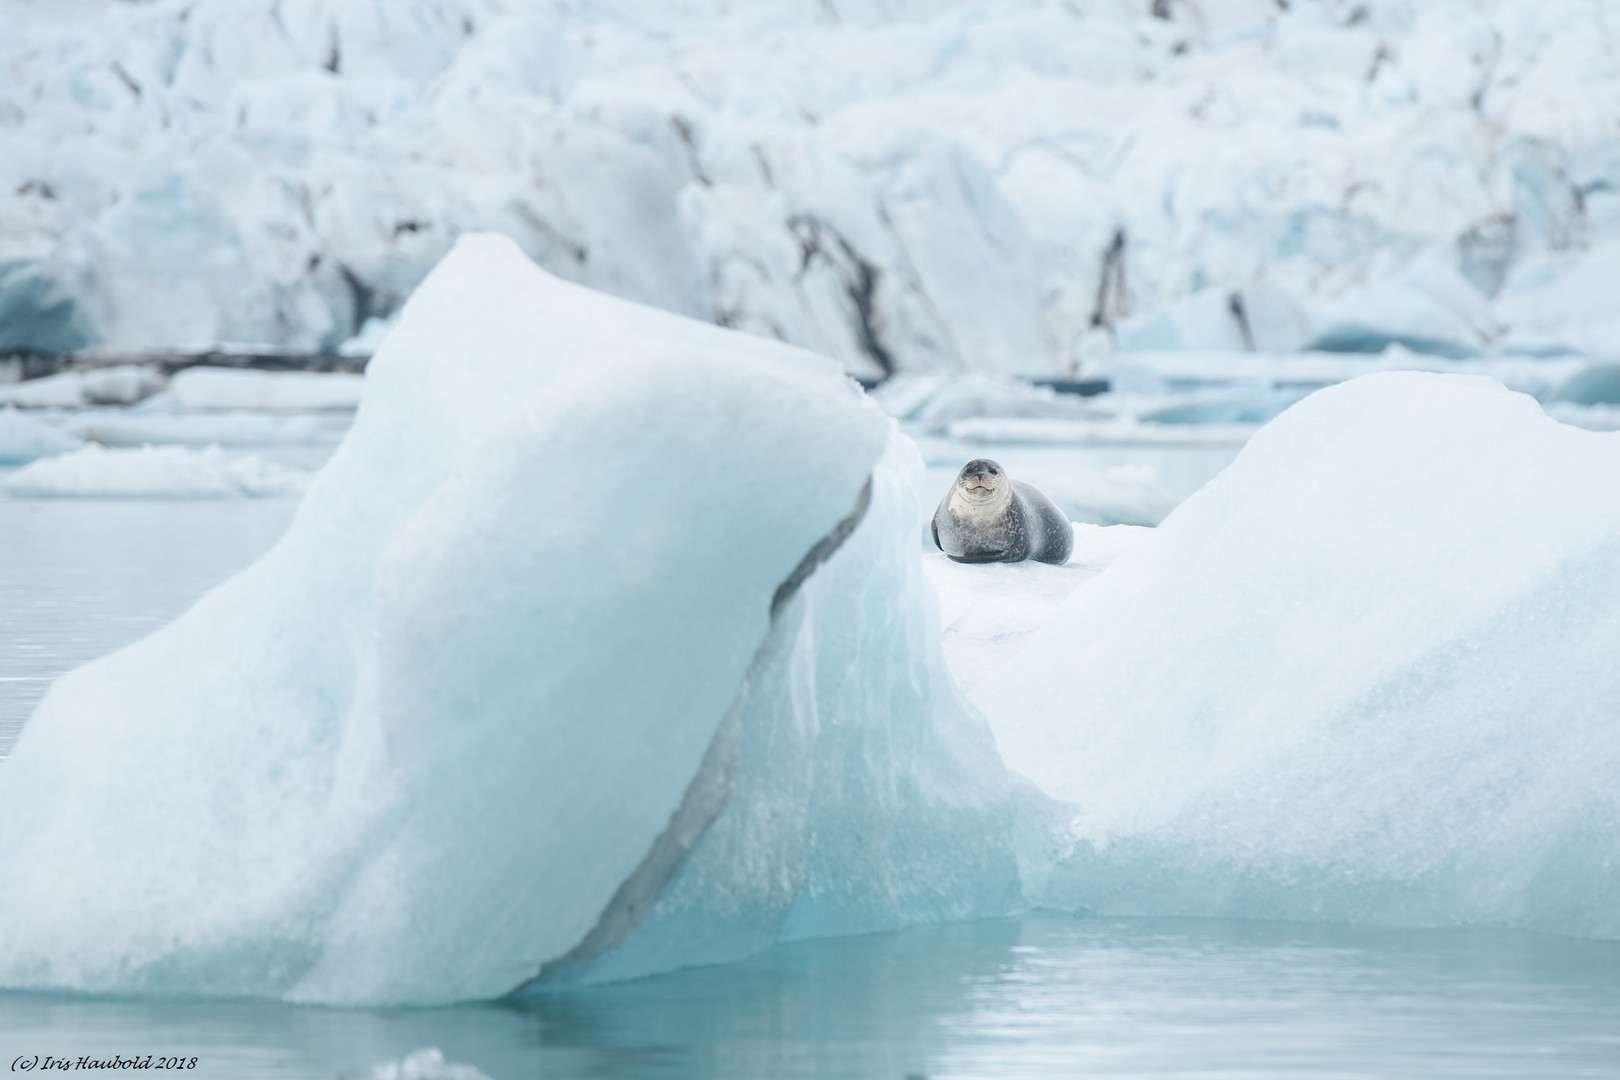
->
[0,235,1018,1005]
[982,372,1620,936]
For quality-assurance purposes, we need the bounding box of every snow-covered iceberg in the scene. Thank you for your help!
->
[979,372,1620,937]
[0,234,1017,1004]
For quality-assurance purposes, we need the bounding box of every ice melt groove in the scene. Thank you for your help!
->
[525,476,876,989]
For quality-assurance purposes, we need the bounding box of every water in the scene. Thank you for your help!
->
[5,439,1618,1078]
[0,481,299,758]
[3,914,1618,1079]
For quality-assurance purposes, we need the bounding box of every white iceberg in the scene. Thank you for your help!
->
[163,367,366,411]
[0,372,89,409]
[2,443,308,498]
[978,372,1620,937]
[0,366,165,409]
[0,235,1018,1005]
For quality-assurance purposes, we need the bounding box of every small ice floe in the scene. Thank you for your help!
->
[0,407,82,463]
[874,372,1108,433]
[348,1047,492,1080]
[161,367,364,411]
[945,415,1258,446]
[0,365,165,409]
[67,411,333,447]
[2,443,309,498]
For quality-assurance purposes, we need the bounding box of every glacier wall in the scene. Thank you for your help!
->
[7,0,1620,372]
[981,372,1620,937]
[0,234,1019,1005]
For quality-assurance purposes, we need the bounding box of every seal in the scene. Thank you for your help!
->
[931,458,1073,565]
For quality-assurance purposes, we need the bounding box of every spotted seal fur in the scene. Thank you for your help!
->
[931,458,1073,565]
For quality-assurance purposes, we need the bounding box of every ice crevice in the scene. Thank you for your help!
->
[526,475,877,989]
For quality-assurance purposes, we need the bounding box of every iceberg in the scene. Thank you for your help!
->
[977,372,1620,937]
[0,366,165,409]
[0,235,1018,1005]
[162,368,366,411]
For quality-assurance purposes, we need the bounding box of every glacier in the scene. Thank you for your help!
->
[8,0,1620,375]
[0,234,1019,1004]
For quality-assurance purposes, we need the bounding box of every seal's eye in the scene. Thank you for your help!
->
[988,466,999,475]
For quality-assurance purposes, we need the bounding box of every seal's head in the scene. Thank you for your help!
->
[949,458,1012,517]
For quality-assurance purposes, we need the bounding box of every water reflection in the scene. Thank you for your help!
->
[3,915,1619,1080]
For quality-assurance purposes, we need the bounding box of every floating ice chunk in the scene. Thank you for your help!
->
[0,235,1017,1005]
[0,372,88,409]
[944,416,1257,447]
[0,366,165,408]
[165,368,366,411]
[66,411,337,447]
[78,365,166,405]
[2,443,309,498]
[0,407,81,463]
[356,1048,492,1080]
[982,372,1620,939]
[872,373,1107,432]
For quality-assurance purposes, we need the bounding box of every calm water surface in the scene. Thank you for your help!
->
[0,485,298,758]
[4,445,1617,1079]
[3,915,1618,1079]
